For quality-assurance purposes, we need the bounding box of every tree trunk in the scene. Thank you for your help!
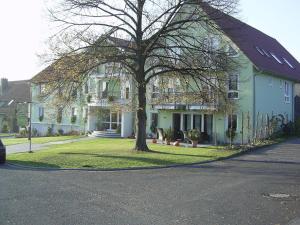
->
[134,83,149,151]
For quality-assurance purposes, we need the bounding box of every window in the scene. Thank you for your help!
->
[38,107,44,117]
[71,89,77,99]
[57,107,63,123]
[125,87,130,99]
[256,46,264,55]
[284,81,290,103]
[167,79,176,93]
[183,114,192,131]
[150,113,158,132]
[283,58,295,69]
[228,73,239,99]
[270,52,283,64]
[262,49,271,57]
[280,80,283,89]
[39,84,46,94]
[71,107,77,116]
[227,114,237,132]
[152,78,160,98]
[84,82,89,94]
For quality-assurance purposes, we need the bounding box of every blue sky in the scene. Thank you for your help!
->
[0,0,299,81]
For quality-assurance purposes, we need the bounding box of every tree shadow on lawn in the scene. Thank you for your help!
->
[6,160,61,169]
[59,152,214,166]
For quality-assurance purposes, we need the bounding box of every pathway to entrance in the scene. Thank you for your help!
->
[5,137,92,154]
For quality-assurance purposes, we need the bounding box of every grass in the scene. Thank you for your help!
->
[3,136,82,146]
[0,133,16,137]
[7,138,239,169]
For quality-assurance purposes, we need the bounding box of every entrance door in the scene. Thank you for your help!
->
[173,113,181,140]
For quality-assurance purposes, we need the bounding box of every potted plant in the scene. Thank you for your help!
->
[188,129,200,147]
[164,127,173,145]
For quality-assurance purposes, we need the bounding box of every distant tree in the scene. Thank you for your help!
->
[38,0,239,151]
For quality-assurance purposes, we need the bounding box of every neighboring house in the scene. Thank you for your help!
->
[0,78,31,133]
[30,3,300,144]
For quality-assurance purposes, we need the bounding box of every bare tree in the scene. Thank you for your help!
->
[37,0,239,151]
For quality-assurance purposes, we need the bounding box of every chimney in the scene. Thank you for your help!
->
[0,78,9,96]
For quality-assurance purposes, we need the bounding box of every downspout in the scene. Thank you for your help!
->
[253,72,256,140]
[252,65,261,141]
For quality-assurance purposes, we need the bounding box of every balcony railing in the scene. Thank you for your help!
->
[89,91,129,107]
[150,91,218,110]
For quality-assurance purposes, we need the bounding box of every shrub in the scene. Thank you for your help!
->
[66,130,80,136]
[187,129,200,141]
[282,121,295,137]
[47,127,53,136]
[164,127,173,141]
[2,124,9,133]
[58,129,64,136]
[71,115,77,124]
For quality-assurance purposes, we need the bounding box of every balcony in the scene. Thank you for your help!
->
[150,91,218,111]
[89,91,129,107]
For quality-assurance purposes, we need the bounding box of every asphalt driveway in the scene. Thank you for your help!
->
[0,139,299,225]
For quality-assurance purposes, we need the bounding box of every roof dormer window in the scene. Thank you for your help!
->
[256,46,264,55]
[283,57,295,69]
[262,49,271,57]
[270,52,283,64]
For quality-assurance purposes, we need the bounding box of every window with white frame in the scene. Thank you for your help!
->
[39,84,46,94]
[284,81,290,103]
[228,73,239,99]
[38,107,44,117]
[71,107,78,116]
[125,87,130,99]
[152,78,160,98]
[84,82,89,94]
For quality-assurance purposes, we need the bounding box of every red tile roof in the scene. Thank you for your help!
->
[200,1,300,82]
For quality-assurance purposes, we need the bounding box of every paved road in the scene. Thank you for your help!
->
[0,139,299,225]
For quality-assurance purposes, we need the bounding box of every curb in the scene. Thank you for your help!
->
[4,140,284,172]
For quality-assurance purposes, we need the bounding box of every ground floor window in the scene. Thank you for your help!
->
[38,107,44,121]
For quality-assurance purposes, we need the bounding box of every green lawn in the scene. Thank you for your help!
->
[7,138,239,169]
[0,133,16,137]
[3,136,82,146]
